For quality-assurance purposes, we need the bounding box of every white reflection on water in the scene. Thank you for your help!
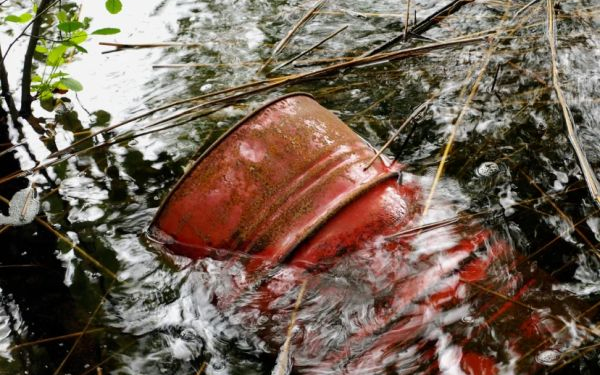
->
[1,0,599,373]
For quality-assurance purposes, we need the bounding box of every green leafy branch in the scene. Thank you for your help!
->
[1,0,124,116]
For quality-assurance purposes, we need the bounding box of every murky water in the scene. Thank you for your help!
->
[1,0,599,374]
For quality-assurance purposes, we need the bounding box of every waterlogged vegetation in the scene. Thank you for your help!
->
[0,0,599,374]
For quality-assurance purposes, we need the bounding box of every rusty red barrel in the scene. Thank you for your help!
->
[148,93,579,374]
[149,93,421,272]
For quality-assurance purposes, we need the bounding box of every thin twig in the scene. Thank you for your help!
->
[364,99,431,170]
[0,35,488,189]
[194,362,207,375]
[0,0,60,63]
[19,0,54,116]
[53,284,114,375]
[546,0,600,207]
[421,4,516,218]
[515,0,541,18]
[349,90,396,121]
[0,194,115,279]
[49,78,277,158]
[260,0,327,71]
[404,0,411,41]
[77,341,136,375]
[273,280,308,375]
[9,328,105,351]
[99,41,205,54]
[519,286,600,365]
[271,25,348,72]
[82,106,225,153]
[550,341,600,372]
[0,45,20,127]
[363,0,475,57]
[99,41,204,48]
[34,217,118,279]
[519,169,600,260]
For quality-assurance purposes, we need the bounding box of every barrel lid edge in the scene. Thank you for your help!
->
[147,92,315,234]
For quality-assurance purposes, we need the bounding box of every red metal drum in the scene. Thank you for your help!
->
[149,93,421,273]
[148,94,581,374]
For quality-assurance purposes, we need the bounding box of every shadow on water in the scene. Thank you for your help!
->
[0,108,106,374]
[0,0,599,374]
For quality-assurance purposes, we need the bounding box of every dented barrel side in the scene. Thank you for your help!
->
[149,93,421,269]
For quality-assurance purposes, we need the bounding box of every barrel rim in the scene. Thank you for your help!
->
[148,92,316,231]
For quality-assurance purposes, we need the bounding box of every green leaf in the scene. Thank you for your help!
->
[40,94,56,111]
[31,75,43,82]
[70,43,88,53]
[55,81,69,91]
[57,21,84,32]
[105,0,123,14]
[69,30,88,45]
[35,45,48,53]
[5,15,22,22]
[82,17,92,29]
[50,72,69,79]
[56,10,68,23]
[59,77,83,92]
[91,27,121,35]
[5,13,33,23]
[46,45,67,66]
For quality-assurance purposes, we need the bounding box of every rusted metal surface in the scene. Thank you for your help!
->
[150,93,421,271]
[149,94,583,374]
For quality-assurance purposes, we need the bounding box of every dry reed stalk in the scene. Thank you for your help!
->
[195,362,207,375]
[53,283,114,375]
[273,280,308,375]
[364,99,431,169]
[514,0,541,18]
[260,0,327,71]
[0,264,43,269]
[550,341,600,372]
[519,169,600,259]
[348,90,397,121]
[420,50,494,218]
[404,0,411,41]
[49,78,278,159]
[0,35,488,189]
[546,0,600,208]
[35,217,118,279]
[315,10,403,18]
[55,27,495,163]
[518,208,600,266]
[0,194,117,279]
[84,106,225,153]
[153,61,262,68]
[0,225,10,235]
[506,60,547,85]
[78,341,136,375]
[9,328,105,351]
[100,41,204,50]
[467,281,600,338]
[363,0,475,57]
[271,24,348,72]
[519,286,600,365]
[421,2,526,218]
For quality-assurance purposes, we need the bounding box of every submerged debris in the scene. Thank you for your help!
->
[0,186,39,226]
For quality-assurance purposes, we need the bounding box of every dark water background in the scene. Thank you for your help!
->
[1,0,599,374]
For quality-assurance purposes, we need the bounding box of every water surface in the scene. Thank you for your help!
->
[0,0,599,374]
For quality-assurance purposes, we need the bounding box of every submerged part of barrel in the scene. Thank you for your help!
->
[148,94,583,374]
[149,93,421,272]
